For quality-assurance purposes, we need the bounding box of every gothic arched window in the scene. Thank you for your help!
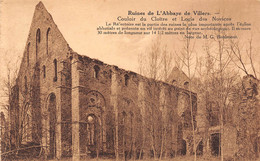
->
[43,65,46,78]
[27,43,30,66]
[36,29,41,59]
[46,28,51,55]
[36,29,41,43]
[124,74,129,86]
[53,59,57,82]
[24,76,27,93]
[94,65,100,79]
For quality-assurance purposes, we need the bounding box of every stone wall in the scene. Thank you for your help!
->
[13,2,73,158]
[236,75,260,160]
[69,52,197,159]
[11,2,198,160]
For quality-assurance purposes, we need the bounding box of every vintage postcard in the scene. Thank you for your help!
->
[0,0,260,160]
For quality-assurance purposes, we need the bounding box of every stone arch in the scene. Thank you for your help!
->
[43,65,46,78]
[79,90,106,156]
[36,28,41,59]
[53,59,57,82]
[124,74,130,86]
[46,28,51,55]
[36,28,41,43]
[27,43,30,66]
[85,90,106,110]
[183,81,189,88]
[93,65,100,79]
[24,76,27,94]
[43,93,57,159]
[48,93,56,158]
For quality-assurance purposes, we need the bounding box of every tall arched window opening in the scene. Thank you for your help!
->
[53,59,57,82]
[94,65,100,79]
[46,28,51,55]
[48,93,57,159]
[24,76,28,94]
[43,65,46,78]
[124,74,129,86]
[36,29,41,59]
[25,112,30,141]
[36,29,41,43]
[27,43,30,66]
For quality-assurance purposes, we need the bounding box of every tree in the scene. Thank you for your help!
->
[138,36,175,160]
[228,38,259,160]
[229,38,258,79]
[192,30,259,161]
[0,54,45,159]
[176,25,198,161]
[1,59,19,156]
[199,29,243,161]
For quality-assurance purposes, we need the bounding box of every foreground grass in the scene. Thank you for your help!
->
[12,156,222,161]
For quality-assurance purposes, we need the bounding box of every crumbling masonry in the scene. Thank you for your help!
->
[10,2,199,160]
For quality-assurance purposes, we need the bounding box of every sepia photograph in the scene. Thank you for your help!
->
[0,0,260,160]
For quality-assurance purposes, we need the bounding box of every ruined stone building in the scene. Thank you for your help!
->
[9,2,260,160]
[9,2,201,160]
[236,75,260,160]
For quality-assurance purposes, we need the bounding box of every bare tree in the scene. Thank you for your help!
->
[0,55,46,159]
[138,37,160,160]
[161,45,174,82]
[229,38,258,79]
[138,36,163,80]
[176,26,198,161]
[200,29,242,161]
[138,35,176,160]
[1,59,19,156]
